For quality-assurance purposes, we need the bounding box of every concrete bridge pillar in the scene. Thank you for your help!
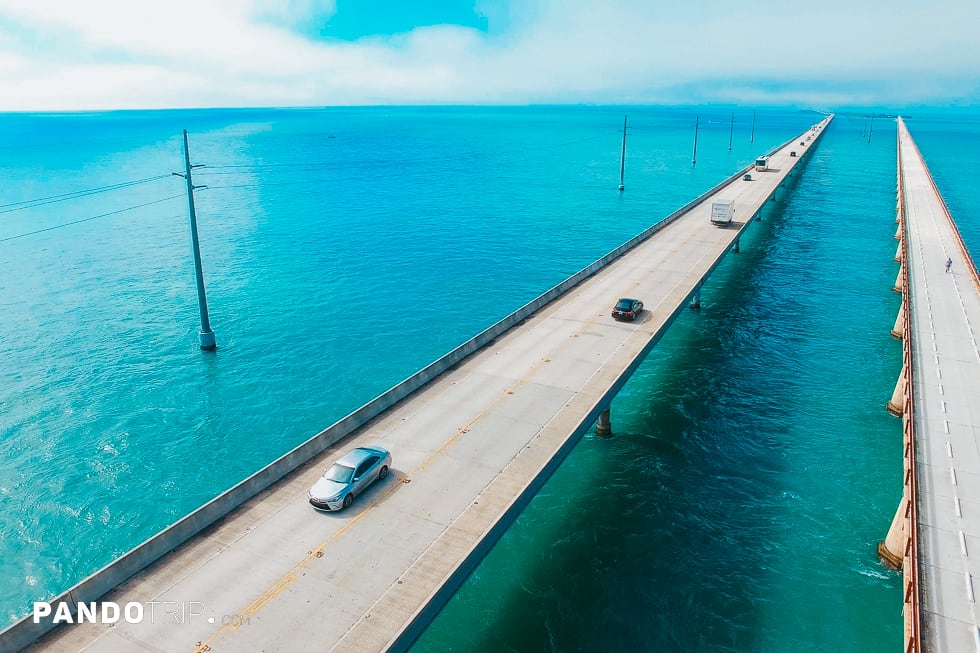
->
[596,407,612,436]
[878,495,908,570]
[893,264,904,293]
[690,286,702,310]
[895,223,903,240]
[894,243,903,263]
[886,364,907,417]
[891,303,905,339]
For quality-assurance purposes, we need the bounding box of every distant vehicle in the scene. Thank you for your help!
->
[710,200,735,226]
[790,151,797,157]
[309,446,391,511]
[743,173,752,181]
[612,298,643,321]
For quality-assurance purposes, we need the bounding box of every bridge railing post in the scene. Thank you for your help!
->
[878,118,921,653]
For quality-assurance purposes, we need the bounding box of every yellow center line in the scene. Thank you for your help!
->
[192,478,404,653]
[195,281,639,652]
[416,378,524,471]
[415,304,610,471]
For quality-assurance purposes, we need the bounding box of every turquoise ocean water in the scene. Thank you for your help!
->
[1,106,977,650]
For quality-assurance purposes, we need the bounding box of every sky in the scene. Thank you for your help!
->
[0,0,978,111]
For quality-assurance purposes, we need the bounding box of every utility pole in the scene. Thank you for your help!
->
[728,111,734,151]
[174,130,216,351]
[692,114,699,165]
[618,115,629,191]
[750,109,756,143]
[868,112,875,143]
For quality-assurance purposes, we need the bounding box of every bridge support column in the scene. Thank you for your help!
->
[893,264,904,293]
[894,223,903,240]
[690,286,702,310]
[894,242,903,263]
[596,408,612,437]
[878,495,908,570]
[891,303,905,339]
[732,238,740,253]
[886,364,907,417]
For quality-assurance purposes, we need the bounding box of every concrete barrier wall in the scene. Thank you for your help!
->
[0,121,826,653]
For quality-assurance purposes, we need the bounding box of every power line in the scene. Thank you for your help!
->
[0,174,175,214]
[0,132,177,152]
[201,164,465,191]
[0,132,608,211]
[194,133,614,189]
[201,134,609,173]
[0,130,614,237]
[0,194,185,243]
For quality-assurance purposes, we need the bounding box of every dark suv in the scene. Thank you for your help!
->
[611,298,643,321]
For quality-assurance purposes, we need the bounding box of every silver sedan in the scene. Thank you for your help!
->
[308,446,392,511]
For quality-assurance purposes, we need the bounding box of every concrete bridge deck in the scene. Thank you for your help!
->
[897,118,980,652]
[6,117,831,653]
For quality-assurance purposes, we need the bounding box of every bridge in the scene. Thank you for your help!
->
[880,118,980,652]
[1,117,831,653]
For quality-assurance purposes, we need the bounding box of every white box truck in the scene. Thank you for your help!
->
[710,200,735,226]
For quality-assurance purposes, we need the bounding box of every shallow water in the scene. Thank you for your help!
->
[1,107,976,650]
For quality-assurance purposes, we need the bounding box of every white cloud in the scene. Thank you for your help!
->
[0,0,978,110]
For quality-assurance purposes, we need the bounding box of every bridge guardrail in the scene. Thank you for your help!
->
[895,120,922,653]
[905,127,980,295]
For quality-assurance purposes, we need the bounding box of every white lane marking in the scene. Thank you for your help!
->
[937,367,942,379]
[943,401,948,414]
[939,383,945,396]
[956,497,963,518]
[945,420,951,435]
[962,530,970,557]
[968,572,976,602]
[948,442,954,457]
[953,467,959,486]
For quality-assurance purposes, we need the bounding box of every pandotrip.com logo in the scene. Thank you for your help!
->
[33,601,249,626]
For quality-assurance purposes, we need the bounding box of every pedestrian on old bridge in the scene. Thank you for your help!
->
[946,257,953,273]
